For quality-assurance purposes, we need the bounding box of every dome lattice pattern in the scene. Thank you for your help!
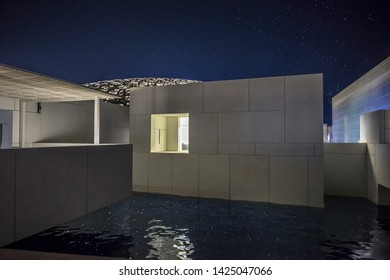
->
[84,77,200,106]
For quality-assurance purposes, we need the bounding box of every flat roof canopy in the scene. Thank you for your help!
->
[0,64,113,102]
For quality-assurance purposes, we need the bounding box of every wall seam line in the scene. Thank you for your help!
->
[268,156,271,205]
[147,153,150,193]
[307,157,310,207]
[197,154,200,198]
[216,113,219,148]
[147,88,149,115]
[86,147,89,214]
[228,155,231,200]
[14,150,17,241]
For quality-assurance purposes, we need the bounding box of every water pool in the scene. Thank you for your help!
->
[4,193,390,259]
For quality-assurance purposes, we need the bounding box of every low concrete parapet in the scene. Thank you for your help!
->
[0,144,132,246]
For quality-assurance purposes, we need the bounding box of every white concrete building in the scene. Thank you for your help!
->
[332,56,390,143]
[1,64,325,209]
[325,56,390,205]
[0,64,132,247]
[0,64,129,148]
[130,74,324,207]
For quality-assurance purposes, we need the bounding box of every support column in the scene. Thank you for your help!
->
[94,96,100,145]
[19,100,26,148]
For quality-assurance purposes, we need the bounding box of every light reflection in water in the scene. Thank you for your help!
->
[144,219,194,260]
[4,195,390,259]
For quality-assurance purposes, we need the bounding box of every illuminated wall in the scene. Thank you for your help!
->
[332,56,390,143]
[130,74,324,207]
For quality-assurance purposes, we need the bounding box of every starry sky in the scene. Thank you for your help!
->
[1,0,389,124]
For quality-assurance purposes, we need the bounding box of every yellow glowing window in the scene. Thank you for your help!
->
[151,113,189,153]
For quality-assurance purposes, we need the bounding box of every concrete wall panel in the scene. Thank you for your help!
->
[249,76,284,111]
[148,153,172,194]
[315,144,323,157]
[0,150,15,246]
[255,144,314,156]
[133,152,149,192]
[0,96,15,110]
[204,79,249,112]
[367,155,378,203]
[324,154,367,197]
[25,102,38,113]
[15,147,88,240]
[385,118,390,129]
[26,112,41,145]
[230,155,269,202]
[367,143,376,156]
[218,143,254,155]
[378,185,390,205]
[13,100,19,111]
[323,143,367,154]
[360,111,385,144]
[134,115,150,152]
[385,129,390,144]
[189,113,217,154]
[100,102,129,144]
[285,74,323,143]
[270,156,308,206]
[148,83,203,114]
[87,145,132,212]
[199,154,229,199]
[218,111,284,143]
[40,102,93,143]
[0,110,13,149]
[106,126,129,143]
[12,111,19,147]
[129,115,135,144]
[172,154,199,197]
[376,144,390,189]
[309,157,324,207]
[1,145,133,244]
[130,87,148,115]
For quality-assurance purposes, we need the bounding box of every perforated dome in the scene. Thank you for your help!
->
[84,77,200,106]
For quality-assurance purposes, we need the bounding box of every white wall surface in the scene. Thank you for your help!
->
[100,102,129,144]
[324,143,367,197]
[1,98,129,147]
[360,111,390,204]
[131,74,324,207]
[0,110,12,149]
[332,57,390,143]
[324,111,390,205]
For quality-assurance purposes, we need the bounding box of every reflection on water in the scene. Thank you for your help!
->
[319,197,390,259]
[145,220,194,260]
[4,194,390,259]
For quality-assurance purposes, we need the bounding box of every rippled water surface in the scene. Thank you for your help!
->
[5,194,390,259]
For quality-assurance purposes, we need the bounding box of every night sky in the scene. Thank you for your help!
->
[1,0,389,124]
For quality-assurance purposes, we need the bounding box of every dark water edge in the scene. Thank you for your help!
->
[4,193,390,260]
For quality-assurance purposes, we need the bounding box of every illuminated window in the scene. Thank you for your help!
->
[151,113,189,153]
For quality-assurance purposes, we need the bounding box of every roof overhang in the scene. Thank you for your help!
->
[0,64,114,102]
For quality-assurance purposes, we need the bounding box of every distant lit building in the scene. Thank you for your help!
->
[328,56,390,206]
[332,56,390,143]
